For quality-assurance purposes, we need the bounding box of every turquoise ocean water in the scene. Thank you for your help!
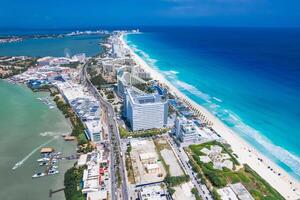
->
[125,27,300,181]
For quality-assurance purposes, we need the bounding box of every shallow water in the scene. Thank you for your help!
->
[0,80,76,200]
[125,27,300,180]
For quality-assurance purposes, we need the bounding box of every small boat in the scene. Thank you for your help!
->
[12,161,23,170]
[37,157,50,162]
[39,162,48,166]
[50,165,59,169]
[39,162,56,166]
[48,170,59,175]
[49,105,55,109]
[32,172,46,178]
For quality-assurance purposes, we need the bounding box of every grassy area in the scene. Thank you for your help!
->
[190,140,239,166]
[64,166,86,200]
[188,142,284,200]
[119,126,169,138]
[125,145,135,184]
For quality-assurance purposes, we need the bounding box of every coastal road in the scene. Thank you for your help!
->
[81,60,129,200]
[166,136,213,200]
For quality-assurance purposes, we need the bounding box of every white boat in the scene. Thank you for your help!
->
[50,165,59,169]
[39,162,55,166]
[12,161,23,170]
[32,172,46,178]
[48,170,59,175]
[37,157,50,162]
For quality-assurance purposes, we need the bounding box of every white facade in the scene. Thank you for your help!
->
[175,117,200,143]
[124,87,168,131]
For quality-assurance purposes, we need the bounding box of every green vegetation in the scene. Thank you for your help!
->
[132,83,155,93]
[187,142,285,200]
[244,164,284,200]
[165,175,190,187]
[0,56,37,78]
[61,61,80,68]
[211,188,222,200]
[153,138,190,198]
[64,166,86,200]
[190,140,239,165]
[119,126,169,138]
[167,187,176,195]
[104,90,114,99]
[125,145,135,184]
[90,74,108,89]
[191,188,201,200]
[53,96,90,150]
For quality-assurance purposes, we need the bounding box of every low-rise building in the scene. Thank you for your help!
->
[85,120,103,142]
[230,183,254,200]
[218,186,239,200]
[138,184,168,200]
[139,152,156,164]
[174,116,200,143]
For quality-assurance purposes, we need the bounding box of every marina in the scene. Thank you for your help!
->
[0,79,76,200]
[32,147,78,179]
[32,148,61,179]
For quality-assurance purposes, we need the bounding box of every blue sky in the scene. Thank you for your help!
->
[0,0,299,28]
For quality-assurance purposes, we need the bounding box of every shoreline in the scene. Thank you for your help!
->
[0,79,76,200]
[121,33,300,199]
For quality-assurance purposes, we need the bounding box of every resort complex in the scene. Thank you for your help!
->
[1,29,299,200]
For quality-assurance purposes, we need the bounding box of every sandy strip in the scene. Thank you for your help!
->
[120,34,300,199]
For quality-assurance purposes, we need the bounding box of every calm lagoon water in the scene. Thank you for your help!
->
[0,80,76,200]
[0,34,103,57]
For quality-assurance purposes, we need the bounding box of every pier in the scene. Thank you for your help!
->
[49,188,65,198]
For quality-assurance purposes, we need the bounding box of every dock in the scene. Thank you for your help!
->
[49,188,65,198]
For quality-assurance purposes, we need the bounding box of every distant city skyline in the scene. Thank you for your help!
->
[0,0,300,28]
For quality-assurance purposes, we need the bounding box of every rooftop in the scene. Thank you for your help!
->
[127,87,165,105]
[139,184,168,200]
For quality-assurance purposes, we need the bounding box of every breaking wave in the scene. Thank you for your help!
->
[127,39,300,179]
[174,80,212,103]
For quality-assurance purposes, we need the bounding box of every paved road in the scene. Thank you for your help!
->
[166,136,213,200]
[81,61,128,200]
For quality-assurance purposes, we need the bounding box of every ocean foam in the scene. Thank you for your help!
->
[174,80,212,103]
[217,107,300,178]
[162,70,180,79]
[128,40,300,179]
[213,96,222,102]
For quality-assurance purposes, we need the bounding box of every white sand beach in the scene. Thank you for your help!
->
[121,33,300,199]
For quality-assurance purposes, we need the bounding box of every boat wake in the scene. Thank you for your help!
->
[12,136,58,170]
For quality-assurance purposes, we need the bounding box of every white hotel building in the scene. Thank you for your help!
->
[174,116,200,144]
[124,87,168,131]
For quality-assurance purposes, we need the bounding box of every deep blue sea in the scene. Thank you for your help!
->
[125,27,300,180]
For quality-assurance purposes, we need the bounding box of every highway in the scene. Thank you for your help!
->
[81,60,129,200]
[166,136,213,200]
